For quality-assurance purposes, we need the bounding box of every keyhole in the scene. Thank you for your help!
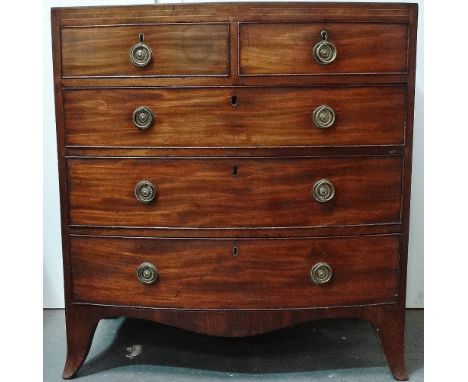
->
[230,95,238,107]
[139,33,144,42]
[232,246,238,256]
[232,166,238,176]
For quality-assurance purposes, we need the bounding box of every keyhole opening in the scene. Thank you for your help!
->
[233,246,238,256]
[230,95,238,107]
[232,166,238,176]
[139,33,144,42]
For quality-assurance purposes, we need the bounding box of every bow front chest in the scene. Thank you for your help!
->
[51,2,418,380]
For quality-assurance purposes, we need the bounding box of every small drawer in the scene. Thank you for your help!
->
[68,156,402,228]
[64,86,406,147]
[61,23,229,77]
[70,235,400,309]
[239,22,408,75]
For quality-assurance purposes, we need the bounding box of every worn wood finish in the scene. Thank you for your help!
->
[52,3,418,380]
[51,8,75,341]
[65,146,405,158]
[370,306,409,380]
[64,86,406,147]
[57,3,413,27]
[61,73,409,87]
[54,2,416,87]
[62,305,101,379]
[62,303,406,379]
[68,157,402,228]
[61,23,229,77]
[239,22,408,75]
[69,223,402,238]
[71,235,400,309]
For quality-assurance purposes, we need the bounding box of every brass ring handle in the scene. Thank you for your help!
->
[137,262,159,284]
[313,30,337,65]
[133,106,155,130]
[134,180,157,204]
[129,33,152,67]
[312,105,335,129]
[310,262,333,285]
[312,179,335,203]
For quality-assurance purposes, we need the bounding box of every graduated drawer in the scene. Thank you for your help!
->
[70,235,400,309]
[64,86,406,147]
[239,22,408,75]
[68,157,402,228]
[61,23,229,77]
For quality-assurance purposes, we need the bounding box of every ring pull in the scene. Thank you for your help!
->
[132,106,155,130]
[310,262,333,285]
[313,29,337,65]
[137,262,159,285]
[312,179,335,203]
[312,105,336,129]
[134,180,157,204]
[129,33,153,67]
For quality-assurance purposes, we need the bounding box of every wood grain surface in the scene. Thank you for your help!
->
[71,235,400,309]
[240,22,408,75]
[64,86,406,147]
[61,23,229,77]
[67,156,403,228]
[52,3,418,380]
[57,3,413,27]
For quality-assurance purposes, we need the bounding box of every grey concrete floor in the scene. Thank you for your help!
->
[44,309,423,382]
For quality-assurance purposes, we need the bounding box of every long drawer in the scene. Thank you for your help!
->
[67,157,402,228]
[64,87,406,147]
[239,22,408,75]
[70,235,400,309]
[61,23,229,77]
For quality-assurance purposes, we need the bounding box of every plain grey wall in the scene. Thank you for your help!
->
[43,0,424,308]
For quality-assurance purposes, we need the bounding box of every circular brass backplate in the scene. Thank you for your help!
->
[313,105,336,129]
[137,262,159,284]
[134,180,157,204]
[133,106,155,130]
[312,179,335,203]
[129,42,152,67]
[310,262,333,285]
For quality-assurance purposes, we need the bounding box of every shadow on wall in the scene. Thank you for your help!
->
[407,82,424,308]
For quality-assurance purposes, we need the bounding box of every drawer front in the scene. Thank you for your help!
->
[71,235,400,309]
[239,23,408,75]
[68,157,402,228]
[61,23,229,77]
[64,86,405,147]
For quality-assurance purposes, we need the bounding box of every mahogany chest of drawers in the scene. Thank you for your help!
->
[51,2,418,380]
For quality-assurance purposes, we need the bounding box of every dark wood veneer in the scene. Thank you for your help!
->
[69,223,402,238]
[67,156,403,228]
[71,235,400,309]
[52,3,418,380]
[64,86,406,147]
[239,22,408,75]
[61,23,229,77]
